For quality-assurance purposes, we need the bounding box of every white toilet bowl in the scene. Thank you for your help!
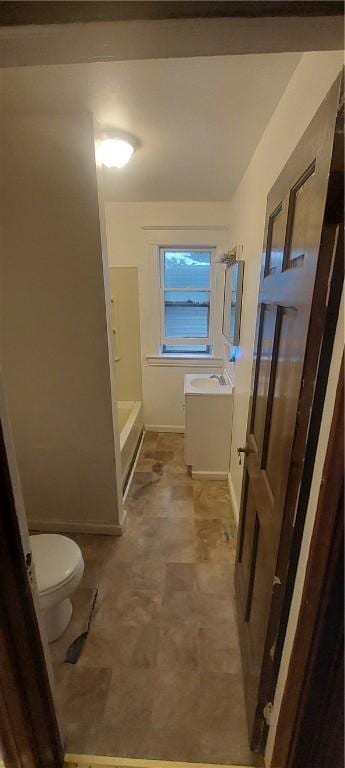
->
[30,533,84,643]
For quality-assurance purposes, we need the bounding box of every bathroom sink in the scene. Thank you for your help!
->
[184,373,232,396]
[190,377,220,391]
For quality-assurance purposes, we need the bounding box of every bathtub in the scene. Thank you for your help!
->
[117,401,144,489]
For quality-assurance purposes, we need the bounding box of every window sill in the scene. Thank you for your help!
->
[146,354,224,368]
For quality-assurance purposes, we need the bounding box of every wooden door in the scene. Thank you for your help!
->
[235,75,342,751]
[0,378,64,767]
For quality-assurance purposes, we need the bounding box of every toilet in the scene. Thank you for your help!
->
[30,534,84,643]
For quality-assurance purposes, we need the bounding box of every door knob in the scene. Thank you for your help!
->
[237,446,253,465]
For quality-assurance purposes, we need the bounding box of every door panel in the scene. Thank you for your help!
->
[264,306,299,498]
[283,160,316,270]
[252,304,278,458]
[265,200,288,276]
[235,75,341,751]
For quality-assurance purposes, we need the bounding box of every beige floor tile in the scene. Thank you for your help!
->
[196,561,235,594]
[134,457,164,474]
[159,519,199,563]
[193,480,233,522]
[157,433,184,451]
[157,623,198,671]
[199,672,247,731]
[163,463,191,481]
[165,562,197,592]
[130,475,172,506]
[151,668,199,730]
[130,560,165,592]
[160,589,201,624]
[50,587,97,665]
[66,720,104,754]
[77,627,118,668]
[195,518,236,562]
[170,498,195,517]
[57,665,111,734]
[198,623,242,674]
[193,479,231,504]
[110,519,165,562]
[125,497,168,519]
[171,485,194,501]
[70,533,117,562]
[149,726,202,762]
[95,725,151,758]
[104,668,156,730]
[200,726,254,766]
[111,588,163,625]
[198,591,237,626]
[81,623,158,669]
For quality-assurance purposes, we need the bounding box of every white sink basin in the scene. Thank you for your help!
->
[190,377,220,391]
[184,373,232,396]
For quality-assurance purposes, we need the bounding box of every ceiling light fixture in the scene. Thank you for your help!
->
[100,137,135,169]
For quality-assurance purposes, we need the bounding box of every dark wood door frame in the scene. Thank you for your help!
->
[235,72,344,754]
[271,355,344,767]
[0,399,63,768]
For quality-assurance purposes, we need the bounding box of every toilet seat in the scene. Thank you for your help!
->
[30,533,83,594]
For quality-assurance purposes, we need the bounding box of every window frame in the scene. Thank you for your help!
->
[159,246,215,354]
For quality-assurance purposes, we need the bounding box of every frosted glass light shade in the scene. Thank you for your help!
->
[100,138,134,168]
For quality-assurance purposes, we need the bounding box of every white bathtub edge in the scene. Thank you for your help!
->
[145,424,185,433]
[119,400,142,451]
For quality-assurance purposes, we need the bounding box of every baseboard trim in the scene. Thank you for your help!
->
[145,424,185,433]
[29,519,123,536]
[64,755,255,768]
[228,472,239,527]
[191,470,228,480]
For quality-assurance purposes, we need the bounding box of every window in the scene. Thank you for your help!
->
[160,247,213,355]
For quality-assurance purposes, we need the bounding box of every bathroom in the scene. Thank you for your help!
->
[0,40,343,768]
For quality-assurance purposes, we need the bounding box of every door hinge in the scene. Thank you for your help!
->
[25,552,34,585]
[263,702,273,725]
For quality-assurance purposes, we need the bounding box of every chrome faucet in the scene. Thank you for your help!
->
[210,374,227,385]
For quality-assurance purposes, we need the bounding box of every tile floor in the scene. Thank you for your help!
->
[51,432,257,765]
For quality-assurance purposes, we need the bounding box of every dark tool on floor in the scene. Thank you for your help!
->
[65,588,98,664]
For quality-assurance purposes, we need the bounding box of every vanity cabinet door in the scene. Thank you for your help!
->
[184,394,232,474]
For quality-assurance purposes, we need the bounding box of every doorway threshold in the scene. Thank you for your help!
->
[64,754,258,768]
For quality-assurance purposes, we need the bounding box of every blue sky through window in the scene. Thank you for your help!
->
[164,251,211,290]
[163,251,211,345]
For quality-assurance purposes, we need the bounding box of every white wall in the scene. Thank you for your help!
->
[109,267,143,402]
[0,111,122,533]
[105,202,230,430]
[226,50,344,524]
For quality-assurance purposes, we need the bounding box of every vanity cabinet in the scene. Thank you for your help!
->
[184,374,233,478]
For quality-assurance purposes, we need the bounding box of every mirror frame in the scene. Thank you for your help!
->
[222,259,244,346]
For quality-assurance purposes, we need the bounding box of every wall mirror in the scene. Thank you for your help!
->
[222,259,244,345]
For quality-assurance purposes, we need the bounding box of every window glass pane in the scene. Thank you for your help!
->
[164,291,210,338]
[162,344,211,354]
[164,251,211,289]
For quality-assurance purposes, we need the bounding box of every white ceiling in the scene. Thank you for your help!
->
[4,53,301,201]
